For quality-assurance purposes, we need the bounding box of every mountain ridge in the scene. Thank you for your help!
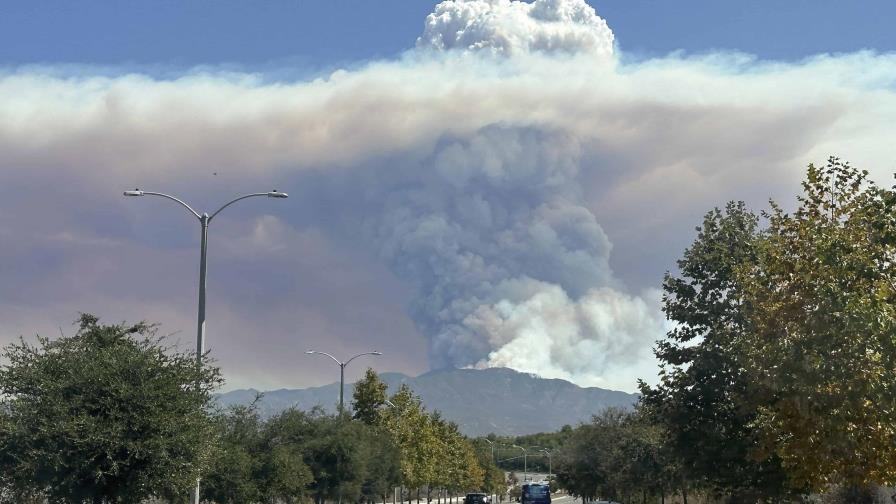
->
[216,367,638,436]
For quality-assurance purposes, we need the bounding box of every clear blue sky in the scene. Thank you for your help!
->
[1,1,893,68]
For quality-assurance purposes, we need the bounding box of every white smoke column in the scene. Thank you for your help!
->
[418,0,615,58]
[467,284,666,387]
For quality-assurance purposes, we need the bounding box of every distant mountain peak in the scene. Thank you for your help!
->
[216,367,637,436]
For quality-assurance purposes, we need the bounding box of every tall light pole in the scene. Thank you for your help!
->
[305,350,382,415]
[123,188,288,504]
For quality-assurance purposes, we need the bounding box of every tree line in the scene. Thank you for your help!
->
[0,316,503,503]
[550,158,896,503]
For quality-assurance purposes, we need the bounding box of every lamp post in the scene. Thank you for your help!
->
[483,439,497,502]
[540,449,553,480]
[305,350,382,415]
[123,188,288,504]
[512,445,529,483]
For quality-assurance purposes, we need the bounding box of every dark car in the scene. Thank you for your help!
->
[521,483,550,504]
[465,493,490,504]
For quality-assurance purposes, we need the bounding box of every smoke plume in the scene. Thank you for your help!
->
[363,124,665,386]
[2,0,895,391]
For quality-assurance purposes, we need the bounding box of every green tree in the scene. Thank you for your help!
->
[263,407,388,504]
[202,399,312,504]
[638,201,794,501]
[382,384,439,494]
[740,158,896,488]
[0,314,222,504]
[352,367,388,425]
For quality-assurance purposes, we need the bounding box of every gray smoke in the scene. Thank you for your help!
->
[360,125,665,385]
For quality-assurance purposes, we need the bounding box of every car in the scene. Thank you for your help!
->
[464,493,490,504]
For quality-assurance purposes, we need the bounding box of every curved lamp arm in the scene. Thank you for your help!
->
[306,350,342,366]
[344,351,382,367]
[124,190,201,219]
[209,191,287,222]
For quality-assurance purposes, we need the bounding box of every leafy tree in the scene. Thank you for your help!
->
[352,367,388,425]
[359,430,401,503]
[382,384,439,494]
[0,314,222,504]
[739,158,896,488]
[263,407,396,504]
[554,408,628,501]
[202,399,312,504]
[203,403,262,504]
[638,201,794,501]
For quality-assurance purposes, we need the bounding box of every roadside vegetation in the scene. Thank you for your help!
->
[546,158,896,503]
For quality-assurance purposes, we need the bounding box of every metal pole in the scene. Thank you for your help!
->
[521,448,527,482]
[191,213,209,504]
[197,213,209,363]
[339,362,345,415]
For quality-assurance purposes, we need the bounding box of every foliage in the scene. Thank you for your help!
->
[263,407,397,503]
[639,157,896,496]
[202,399,312,504]
[638,201,795,501]
[0,314,222,504]
[352,367,388,425]
[739,158,896,488]
[381,384,440,490]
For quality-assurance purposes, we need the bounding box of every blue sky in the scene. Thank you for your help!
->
[1,1,895,392]
[1,1,894,67]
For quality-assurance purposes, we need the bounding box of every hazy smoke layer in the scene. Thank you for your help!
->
[2,1,895,390]
[418,0,614,58]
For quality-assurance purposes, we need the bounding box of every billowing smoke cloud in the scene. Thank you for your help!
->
[365,125,665,386]
[1,1,895,391]
[418,0,614,58]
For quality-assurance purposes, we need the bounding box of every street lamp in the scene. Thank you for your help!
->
[305,350,382,415]
[512,445,529,483]
[123,188,287,504]
[539,449,553,480]
[482,439,497,503]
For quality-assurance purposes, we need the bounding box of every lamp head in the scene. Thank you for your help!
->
[305,350,315,354]
[372,351,383,355]
[267,190,288,198]
[123,189,145,197]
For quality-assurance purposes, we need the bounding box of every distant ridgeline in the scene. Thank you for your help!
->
[215,367,638,436]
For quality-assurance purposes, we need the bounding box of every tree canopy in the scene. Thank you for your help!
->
[0,314,222,504]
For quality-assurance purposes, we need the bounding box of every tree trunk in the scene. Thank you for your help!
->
[681,486,688,504]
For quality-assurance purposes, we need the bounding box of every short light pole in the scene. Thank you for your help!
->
[483,439,496,502]
[512,445,529,483]
[540,449,553,481]
[124,188,287,504]
[305,350,382,415]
